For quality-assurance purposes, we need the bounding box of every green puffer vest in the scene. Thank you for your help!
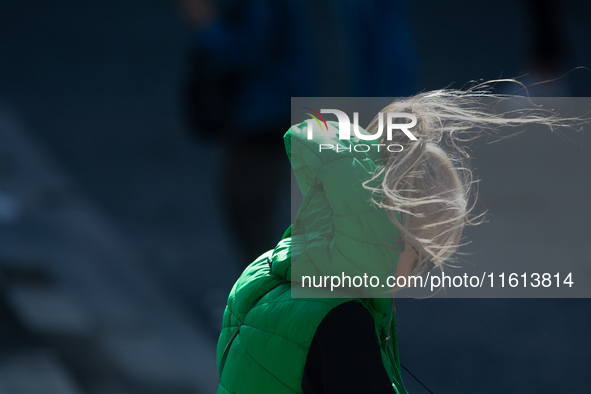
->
[217,120,408,394]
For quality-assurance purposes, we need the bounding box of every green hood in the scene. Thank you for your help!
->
[274,120,403,301]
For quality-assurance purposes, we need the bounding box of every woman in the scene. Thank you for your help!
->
[216,86,568,393]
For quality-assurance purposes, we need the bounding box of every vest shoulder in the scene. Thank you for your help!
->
[219,284,361,394]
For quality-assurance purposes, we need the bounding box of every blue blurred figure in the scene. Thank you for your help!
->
[182,0,418,264]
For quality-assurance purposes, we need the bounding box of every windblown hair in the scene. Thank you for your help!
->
[363,82,578,276]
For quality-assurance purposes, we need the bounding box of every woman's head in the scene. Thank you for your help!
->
[364,83,576,278]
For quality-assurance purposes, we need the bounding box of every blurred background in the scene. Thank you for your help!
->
[0,0,590,393]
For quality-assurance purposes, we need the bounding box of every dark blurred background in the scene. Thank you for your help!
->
[0,0,590,393]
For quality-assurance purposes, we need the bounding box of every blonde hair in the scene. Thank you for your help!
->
[363,82,580,276]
